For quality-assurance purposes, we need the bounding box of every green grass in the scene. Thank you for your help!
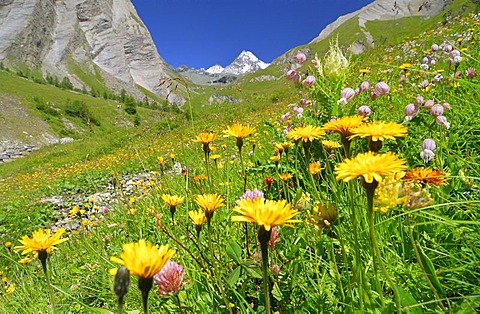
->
[67,58,109,95]
[1,5,480,314]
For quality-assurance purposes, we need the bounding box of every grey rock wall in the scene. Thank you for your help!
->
[0,0,181,103]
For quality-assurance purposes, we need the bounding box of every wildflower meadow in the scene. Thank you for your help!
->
[0,11,479,314]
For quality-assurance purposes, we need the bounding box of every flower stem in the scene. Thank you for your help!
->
[347,182,365,311]
[117,296,124,314]
[406,215,447,311]
[329,239,345,301]
[175,294,185,314]
[40,254,57,314]
[259,227,272,314]
[138,277,153,314]
[207,224,232,313]
[365,185,400,311]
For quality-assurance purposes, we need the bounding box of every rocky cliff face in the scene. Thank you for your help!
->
[0,0,181,103]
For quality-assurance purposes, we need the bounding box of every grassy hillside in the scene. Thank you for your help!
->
[0,3,479,313]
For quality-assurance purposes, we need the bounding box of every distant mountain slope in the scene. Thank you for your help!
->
[310,0,453,47]
[0,0,181,103]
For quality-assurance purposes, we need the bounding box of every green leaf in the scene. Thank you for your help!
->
[228,266,242,287]
[226,241,242,264]
[272,282,283,301]
[417,244,445,297]
[293,187,303,204]
[397,286,423,314]
[244,266,263,279]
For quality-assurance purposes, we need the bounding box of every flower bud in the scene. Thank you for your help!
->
[374,82,389,96]
[295,52,307,65]
[404,104,418,121]
[450,50,461,58]
[340,87,355,102]
[114,266,131,300]
[431,43,439,51]
[444,44,453,52]
[430,104,444,117]
[436,115,450,129]
[286,69,296,80]
[415,95,424,105]
[271,264,280,276]
[424,99,434,110]
[292,73,302,84]
[300,98,311,106]
[360,81,370,92]
[420,149,435,163]
[302,75,316,87]
[442,102,451,111]
[422,138,436,151]
[357,105,371,117]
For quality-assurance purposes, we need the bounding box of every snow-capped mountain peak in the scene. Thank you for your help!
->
[206,64,225,74]
[175,50,270,84]
[223,50,270,75]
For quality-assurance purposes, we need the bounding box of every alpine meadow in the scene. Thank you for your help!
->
[0,0,479,313]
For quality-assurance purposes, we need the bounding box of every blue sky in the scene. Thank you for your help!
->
[130,0,373,69]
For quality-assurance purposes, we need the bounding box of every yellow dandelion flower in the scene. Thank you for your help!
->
[224,123,255,139]
[189,210,207,227]
[195,193,224,217]
[286,125,325,143]
[19,256,32,264]
[323,116,365,139]
[110,239,175,279]
[15,228,68,256]
[4,241,12,249]
[232,198,301,231]
[322,140,342,150]
[309,161,324,175]
[5,283,15,294]
[162,194,185,207]
[399,63,412,70]
[350,121,408,142]
[270,155,281,163]
[274,143,284,155]
[279,173,293,182]
[280,141,294,152]
[335,151,407,184]
[210,154,221,161]
[224,123,255,152]
[157,156,165,165]
[193,132,219,144]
